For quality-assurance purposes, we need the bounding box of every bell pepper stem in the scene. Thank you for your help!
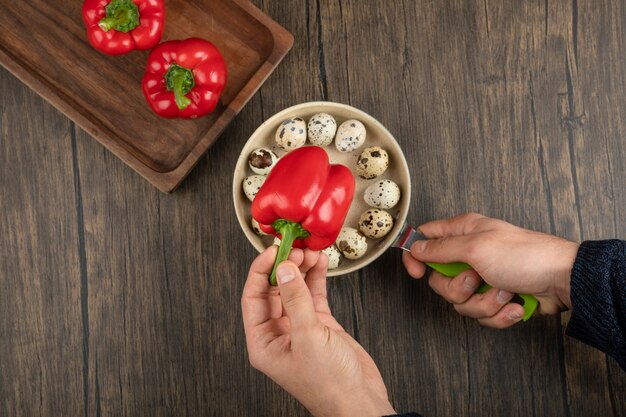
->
[172,76,192,110]
[98,0,140,33]
[269,219,310,286]
[165,63,195,110]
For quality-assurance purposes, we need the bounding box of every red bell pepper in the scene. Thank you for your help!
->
[252,146,355,285]
[142,38,228,119]
[82,0,165,55]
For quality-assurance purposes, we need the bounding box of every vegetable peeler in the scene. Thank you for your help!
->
[390,222,539,321]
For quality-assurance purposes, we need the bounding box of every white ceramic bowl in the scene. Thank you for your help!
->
[233,102,411,276]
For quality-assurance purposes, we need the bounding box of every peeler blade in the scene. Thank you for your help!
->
[390,222,429,251]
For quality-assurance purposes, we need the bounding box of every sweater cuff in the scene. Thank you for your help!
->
[565,240,626,370]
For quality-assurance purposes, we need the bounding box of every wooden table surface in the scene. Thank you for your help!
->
[1,1,625,416]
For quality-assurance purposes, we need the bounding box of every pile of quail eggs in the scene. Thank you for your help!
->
[242,112,402,271]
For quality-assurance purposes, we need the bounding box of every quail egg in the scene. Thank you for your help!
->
[251,218,268,236]
[364,180,401,209]
[242,174,266,202]
[307,113,337,146]
[322,244,342,270]
[335,227,368,260]
[248,148,279,175]
[356,146,389,179]
[358,209,394,239]
[275,117,307,151]
[335,119,366,152]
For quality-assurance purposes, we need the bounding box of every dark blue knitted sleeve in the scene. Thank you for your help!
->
[565,240,626,370]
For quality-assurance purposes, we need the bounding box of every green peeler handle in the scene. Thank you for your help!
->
[426,262,539,321]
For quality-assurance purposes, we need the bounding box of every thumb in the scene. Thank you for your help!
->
[410,234,476,264]
[276,261,318,330]
[418,213,487,238]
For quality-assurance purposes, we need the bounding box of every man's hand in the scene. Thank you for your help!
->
[402,213,579,328]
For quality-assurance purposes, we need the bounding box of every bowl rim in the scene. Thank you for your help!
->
[232,101,411,277]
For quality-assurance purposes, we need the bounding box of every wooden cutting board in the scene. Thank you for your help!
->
[0,0,293,192]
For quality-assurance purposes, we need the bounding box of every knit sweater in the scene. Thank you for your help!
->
[389,239,626,417]
[565,239,626,369]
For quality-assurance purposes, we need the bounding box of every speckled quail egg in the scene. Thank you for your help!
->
[307,113,337,146]
[248,148,279,175]
[335,227,368,260]
[242,174,266,202]
[358,209,394,239]
[335,119,366,152]
[275,117,307,151]
[356,146,389,179]
[364,180,401,209]
[251,218,268,236]
[322,244,342,270]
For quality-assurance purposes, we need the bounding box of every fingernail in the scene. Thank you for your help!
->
[497,290,512,304]
[508,310,522,322]
[463,275,479,291]
[276,264,295,285]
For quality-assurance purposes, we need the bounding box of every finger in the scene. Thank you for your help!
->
[304,251,331,314]
[276,261,318,332]
[477,303,525,329]
[270,249,308,319]
[287,248,305,266]
[299,248,320,275]
[402,251,427,278]
[410,234,478,265]
[242,246,280,328]
[248,316,291,350]
[428,269,483,304]
[418,213,487,238]
[246,316,291,371]
[267,287,284,320]
[246,245,278,284]
[452,287,514,319]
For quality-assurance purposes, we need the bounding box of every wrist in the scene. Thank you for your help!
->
[552,239,580,310]
[307,386,395,417]
[332,392,396,417]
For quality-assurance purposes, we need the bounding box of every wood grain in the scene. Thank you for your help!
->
[1,0,625,416]
[0,67,84,417]
[0,0,293,192]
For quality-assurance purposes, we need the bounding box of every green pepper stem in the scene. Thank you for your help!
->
[98,0,140,33]
[269,219,310,286]
[164,63,195,110]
